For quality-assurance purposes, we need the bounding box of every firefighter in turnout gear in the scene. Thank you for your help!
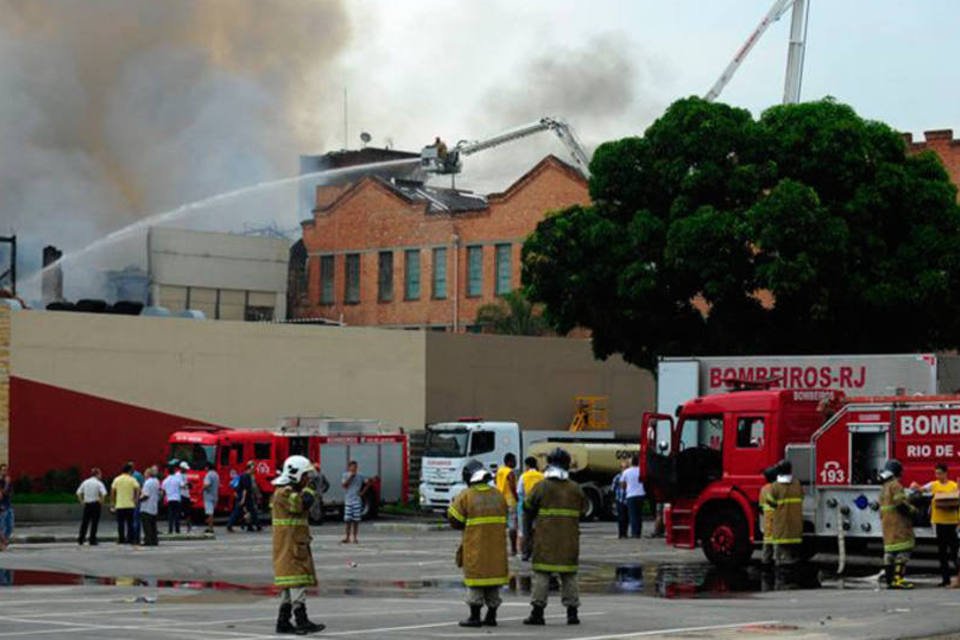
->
[523,447,588,626]
[769,459,803,585]
[271,455,325,635]
[759,465,780,567]
[448,459,509,628]
[880,459,917,589]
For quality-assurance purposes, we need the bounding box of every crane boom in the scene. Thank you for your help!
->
[421,117,591,179]
[704,0,807,104]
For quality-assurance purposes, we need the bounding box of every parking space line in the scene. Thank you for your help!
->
[565,619,782,640]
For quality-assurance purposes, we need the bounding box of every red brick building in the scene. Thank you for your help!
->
[904,129,960,192]
[295,155,589,330]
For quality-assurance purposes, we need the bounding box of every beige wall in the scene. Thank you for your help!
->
[10,311,654,436]
[0,307,9,465]
[425,332,655,435]
[12,312,427,429]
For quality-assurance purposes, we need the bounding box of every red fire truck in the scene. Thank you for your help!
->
[167,418,408,520]
[642,384,960,567]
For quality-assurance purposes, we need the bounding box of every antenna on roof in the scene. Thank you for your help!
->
[343,87,348,150]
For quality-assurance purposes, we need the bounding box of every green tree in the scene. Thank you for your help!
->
[475,290,549,336]
[523,97,960,370]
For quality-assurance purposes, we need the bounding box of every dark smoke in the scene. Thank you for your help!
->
[0,0,350,276]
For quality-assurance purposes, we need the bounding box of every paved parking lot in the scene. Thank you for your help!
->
[2,521,960,639]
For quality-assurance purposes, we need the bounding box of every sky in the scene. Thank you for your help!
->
[2,0,958,301]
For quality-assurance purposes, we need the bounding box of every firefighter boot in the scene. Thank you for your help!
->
[883,565,894,588]
[276,603,296,635]
[483,606,498,627]
[459,605,482,628]
[567,607,580,625]
[891,563,914,590]
[523,604,546,626]
[292,604,326,635]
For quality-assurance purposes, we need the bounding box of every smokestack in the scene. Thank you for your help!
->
[42,245,63,306]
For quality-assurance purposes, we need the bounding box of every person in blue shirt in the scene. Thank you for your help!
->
[611,459,629,539]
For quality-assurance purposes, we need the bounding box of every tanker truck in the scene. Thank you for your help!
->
[418,419,638,519]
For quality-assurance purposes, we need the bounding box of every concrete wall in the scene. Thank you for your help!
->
[0,306,9,466]
[425,332,654,436]
[8,310,654,477]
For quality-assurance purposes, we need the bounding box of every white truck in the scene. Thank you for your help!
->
[418,419,636,519]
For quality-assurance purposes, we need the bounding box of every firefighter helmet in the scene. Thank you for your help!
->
[777,459,793,476]
[880,459,903,481]
[462,459,491,485]
[272,455,315,486]
[546,447,572,471]
[762,465,778,483]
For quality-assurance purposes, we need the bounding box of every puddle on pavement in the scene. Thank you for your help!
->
[0,562,916,600]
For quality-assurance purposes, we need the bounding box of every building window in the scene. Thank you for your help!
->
[320,255,335,304]
[495,243,512,295]
[405,249,421,300]
[378,251,393,302]
[467,245,483,297]
[432,247,447,299]
[345,253,360,304]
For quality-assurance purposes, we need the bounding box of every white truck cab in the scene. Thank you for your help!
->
[419,420,520,510]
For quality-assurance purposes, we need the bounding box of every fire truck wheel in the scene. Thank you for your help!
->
[700,508,752,568]
[581,486,602,522]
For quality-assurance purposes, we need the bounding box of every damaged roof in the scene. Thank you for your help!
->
[375,177,489,213]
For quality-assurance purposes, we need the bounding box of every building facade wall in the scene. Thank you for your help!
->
[904,129,960,196]
[425,332,654,436]
[298,157,589,329]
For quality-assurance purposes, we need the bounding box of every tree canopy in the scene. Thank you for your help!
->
[475,290,549,336]
[522,97,960,370]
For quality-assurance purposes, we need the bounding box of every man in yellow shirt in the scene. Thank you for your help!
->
[913,463,959,586]
[110,463,141,545]
[495,453,519,556]
[518,456,544,561]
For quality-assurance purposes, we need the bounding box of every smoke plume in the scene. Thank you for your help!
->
[0,0,350,296]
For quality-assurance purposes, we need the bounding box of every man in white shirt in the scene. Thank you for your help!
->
[76,468,107,546]
[161,462,185,534]
[140,466,161,546]
[620,455,646,538]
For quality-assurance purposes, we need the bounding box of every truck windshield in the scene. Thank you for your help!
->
[678,416,724,451]
[169,443,217,469]
[424,429,469,457]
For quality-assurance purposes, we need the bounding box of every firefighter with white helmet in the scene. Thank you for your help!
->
[523,447,588,626]
[271,455,324,634]
[879,459,917,589]
[448,459,509,628]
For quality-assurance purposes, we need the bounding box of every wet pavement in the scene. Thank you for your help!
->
[1,521,960,638]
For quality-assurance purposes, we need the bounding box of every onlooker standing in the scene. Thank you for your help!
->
[202,461,220,534]
[518,456,544,561]
[227,461,259,532]
[129,461,144,544]
[76,468,107,546]
[110,463,140,544]
[0,463,12,551]
[912,463,960,586]
[161,461,184,534]
[140,466,161,546]
[341,461,369,544]
[611,458,629,539]
[309,462,331,526]
[495,453,519,556]
[179,461,193,533]
[622,455,646,538]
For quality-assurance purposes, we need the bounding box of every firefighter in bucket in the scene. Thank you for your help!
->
[271,455,325,634]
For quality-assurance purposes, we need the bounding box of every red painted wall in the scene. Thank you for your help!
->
[10,377,213,480]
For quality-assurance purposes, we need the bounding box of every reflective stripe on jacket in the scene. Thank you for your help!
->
[525,477,587,573]
[271,485,317,588]
[448,485,509,587]
[759,482,775,541]
[769,478,803,545]
[880,479,915,553]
